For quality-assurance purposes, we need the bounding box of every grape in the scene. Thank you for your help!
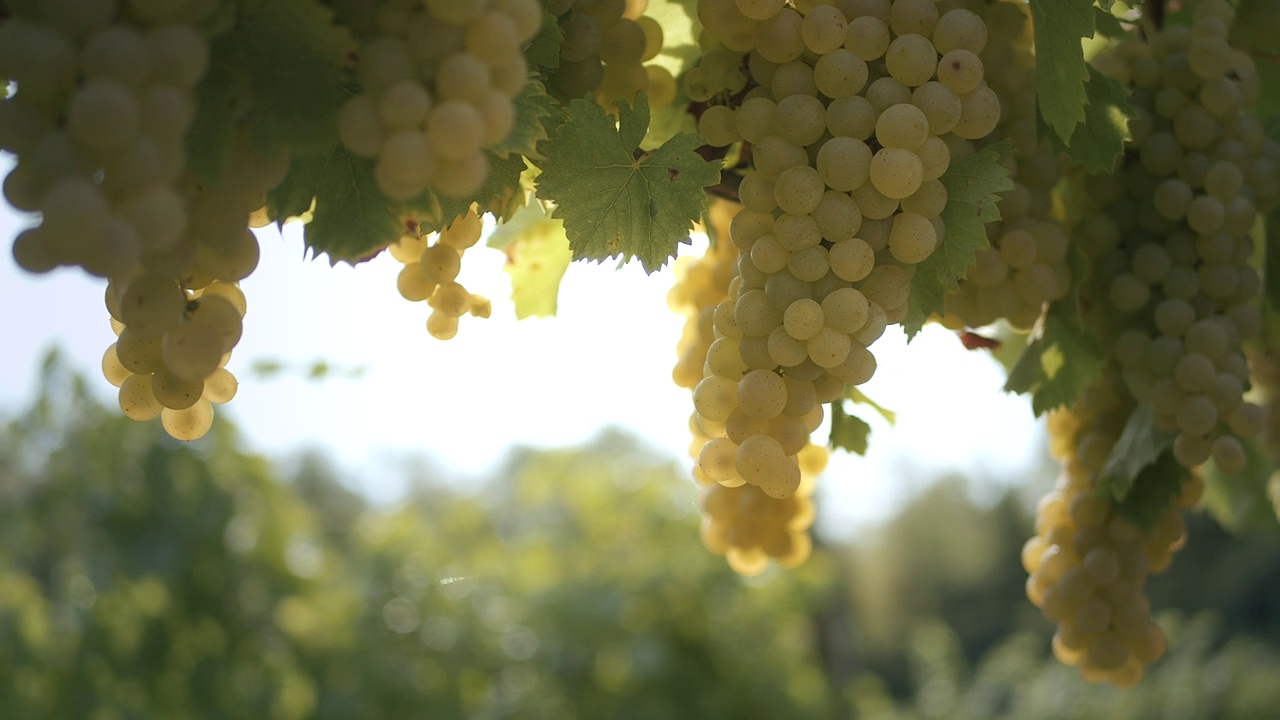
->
[875,102,930,150]
[813,48,868,98]
[885,33,937,87]
[816,136,871,192]
[161,400,215,441]
[845,16,889,61]
[119,373,164,422]
[936,49,983,94]
[869,147,924,199]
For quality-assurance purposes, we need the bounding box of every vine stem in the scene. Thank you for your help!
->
[1149,0,1165,29]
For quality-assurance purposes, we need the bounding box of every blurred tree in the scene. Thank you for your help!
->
[0,352,838,719]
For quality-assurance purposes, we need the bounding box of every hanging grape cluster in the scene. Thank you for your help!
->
[676,0,1000,571]
[388,206,493,340]
[337,0,542,200]
[1,0,292,441]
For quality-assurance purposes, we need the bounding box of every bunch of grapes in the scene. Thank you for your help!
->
[2,1,293,441]
[337,0,542,201]
[544,0,676,111]
[939,0,1072,331]
[1078,0,1279,473]
[1023,370,1203,687]
[669,200,830,570]
[3,0,214,280]
[387,206,493,340]
[686,0,999,509]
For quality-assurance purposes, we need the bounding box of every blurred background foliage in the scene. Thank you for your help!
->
[3,352,1280,719]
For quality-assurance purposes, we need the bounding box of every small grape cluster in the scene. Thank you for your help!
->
[545,0,676,111]
[1081,0,1279,473]
[1024,371,1203,687]
[337,0,542,201]
[388,207,492,340]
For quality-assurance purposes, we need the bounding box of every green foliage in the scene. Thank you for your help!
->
[491,81,560,161]
[1028,0,1099,145]
[0,360,835,719]
[1099,404,1174,505]
[905,142,1015,338]
[1004,307,1105,416]
[534,95,722,273]
[189,0,353,182]
[1038,65,1133,174]
[829,401,873,455]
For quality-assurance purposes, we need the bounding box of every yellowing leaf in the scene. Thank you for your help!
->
[489,202,572,318]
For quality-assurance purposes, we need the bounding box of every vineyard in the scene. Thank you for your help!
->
[2,0,1280,691]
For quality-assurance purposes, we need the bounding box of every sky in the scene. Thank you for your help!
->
[0,155,1050,536]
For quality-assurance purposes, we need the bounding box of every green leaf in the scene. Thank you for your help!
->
[1092,5,1125,38]
[490,81,561,161]
[433,152,529,229]
[845,387,896,425]
[1098,404,1175,503]
[267,143,422,264]
[1200,437,1280,536]
[1111,451,1188,532]
[1037,66,1133,174]
[526,9,563,70]
[829,402,873,456]
[1028,0,1095,144]
[534,94,722,273]
[270,142,526,265]
[1004,308,1105,415]
[905,142,1014,338]
[201,0,352,165]
[186,60,243,184]
[489,202,573,319]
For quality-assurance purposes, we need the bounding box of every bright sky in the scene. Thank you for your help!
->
[0,155,1048,535]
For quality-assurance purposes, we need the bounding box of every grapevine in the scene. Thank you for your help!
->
[4,0,1280,689]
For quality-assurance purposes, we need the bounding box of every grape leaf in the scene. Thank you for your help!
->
[844,387,896,425]
[829,401,872,456]
[490,81,561,161]
[1111,451,1188,532]
[1028,0,1095,144]
[434,152,529,229]
[1093,5,1125,38]
[1099,404,1175,503]
[267,143,423,265]
[489,201,572,318]
[526,10,563,71]
[201,0,353,164]
[1200,437,1280,536]
[1004,308,1104,415]
[269,137,528,265]
[1037,66,1132,174]
[534,94,722,273]
[904,142,1014,339]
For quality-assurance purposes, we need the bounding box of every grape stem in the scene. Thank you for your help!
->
[1148,0,1165,29]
